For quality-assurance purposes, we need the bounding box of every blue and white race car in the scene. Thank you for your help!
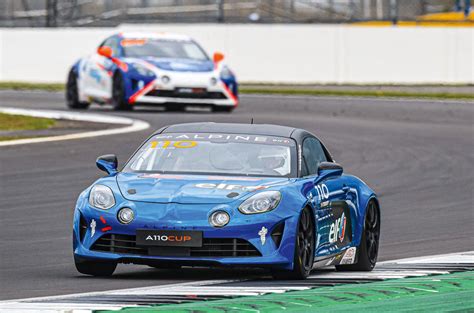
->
[66,32,238,112]
[73,123,380,279]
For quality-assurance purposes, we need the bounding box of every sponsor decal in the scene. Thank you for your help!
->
[152,133,293,146]
[329,212,346,244]
[90,219,96,237]
[121,38,147,46]
[195,183,267,192]
[258,226,268,245]
[339,247,357,265]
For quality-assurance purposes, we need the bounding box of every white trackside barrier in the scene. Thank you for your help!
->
[0,24,472,84]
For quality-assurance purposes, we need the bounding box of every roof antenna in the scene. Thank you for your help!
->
[250,118,254,124]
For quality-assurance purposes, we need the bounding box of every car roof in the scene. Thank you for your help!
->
[118,32,192,41]
[156,122,297,138]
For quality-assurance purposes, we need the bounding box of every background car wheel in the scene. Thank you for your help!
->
[212,105,234,113]
[112,73,133,111]
[74,257,117,276]
[336,200,380,271]
[272,207,315,280]
[66,69,90,110]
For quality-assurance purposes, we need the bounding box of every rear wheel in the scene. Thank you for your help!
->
[272,207,315,280]
[112,73,132,111]
[74,257,117,276]
[212,105,234,113]
[66,69,89,110]
[336,200,380,271]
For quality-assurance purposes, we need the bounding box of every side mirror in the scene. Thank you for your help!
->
[318,162,343,176]
[97,46,113,58]
[213,52,225,64]
[96,154,118,175]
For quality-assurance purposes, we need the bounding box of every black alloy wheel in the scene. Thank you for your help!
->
[74,257,117,276]
[336,200,380,271]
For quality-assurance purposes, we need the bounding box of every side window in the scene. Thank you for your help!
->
[302,137,327,176]
[101,37,120,57]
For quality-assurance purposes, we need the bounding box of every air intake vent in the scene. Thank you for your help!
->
[91,234,261,257]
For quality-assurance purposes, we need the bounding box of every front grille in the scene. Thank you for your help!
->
[91,234,261,257]
[146,89,227,99]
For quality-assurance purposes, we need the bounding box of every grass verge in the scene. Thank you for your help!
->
[0,113,56,131]
[0,81,473,100]
[240,87,474,100]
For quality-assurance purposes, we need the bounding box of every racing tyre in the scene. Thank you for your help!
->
[336,200,380,271]
[112,73,133,111]
[212,105,234,113]
[272,207,315,280]
[74,257,117,276]
[66,69,90,109]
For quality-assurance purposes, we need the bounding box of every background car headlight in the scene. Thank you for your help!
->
[132,63,154,77]
[238,191,281,214]
[117,207,134,224]
[209,210,230,227]
[89,185,115,210]
[161,75,170,84]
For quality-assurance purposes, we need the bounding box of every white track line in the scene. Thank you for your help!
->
[0,108,150,147]
[0,250,472,313]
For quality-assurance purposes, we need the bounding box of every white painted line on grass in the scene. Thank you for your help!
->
[0,108,150,147]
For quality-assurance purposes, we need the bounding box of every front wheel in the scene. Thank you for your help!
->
[112,73,133,111]
[272,208,315,280]
[74,257,117,276]
[66,69,89,110]
[336,200,380,271]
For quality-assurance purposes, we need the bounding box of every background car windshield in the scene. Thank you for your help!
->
[122,39,208,60]
[124,134,294,177]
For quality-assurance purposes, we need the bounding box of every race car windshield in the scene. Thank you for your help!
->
[122,39,209,61]
[123,133,296,178]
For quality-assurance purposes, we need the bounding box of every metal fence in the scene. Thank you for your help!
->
[0,0,470,27]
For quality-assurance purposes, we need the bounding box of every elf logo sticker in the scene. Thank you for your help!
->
[329,212,346,243]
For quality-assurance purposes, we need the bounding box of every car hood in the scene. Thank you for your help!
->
[116,172,290,204]
[143,57,214,72]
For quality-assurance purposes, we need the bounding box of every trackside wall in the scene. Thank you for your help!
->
[0,24,472,84]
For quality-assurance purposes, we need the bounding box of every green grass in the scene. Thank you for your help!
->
[0,113,56,131]
[95,271,474,313]
[239,87,474,100]
[0,81,64,92]
[0,81,473,100]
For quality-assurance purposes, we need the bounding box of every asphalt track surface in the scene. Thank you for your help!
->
[0,90,472,300]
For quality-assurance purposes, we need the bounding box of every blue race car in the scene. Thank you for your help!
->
[73,123,380,279]
[66,32,238,112]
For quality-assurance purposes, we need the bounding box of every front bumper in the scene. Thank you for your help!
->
[73,202,298,270]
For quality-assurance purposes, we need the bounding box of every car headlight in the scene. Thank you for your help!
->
[89,185,115,210]
[220,66,233,79]
[132,63,155,77]
[238,191,281,214]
